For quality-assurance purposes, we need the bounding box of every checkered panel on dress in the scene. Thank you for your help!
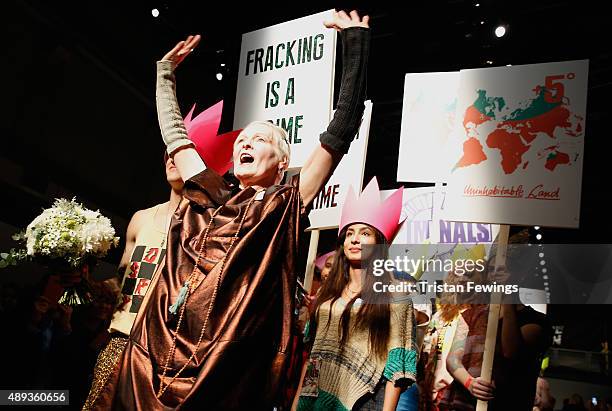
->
[119,245,166,314]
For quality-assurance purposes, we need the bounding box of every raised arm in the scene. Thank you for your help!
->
[156,35,206,181]
[299,11,370,206]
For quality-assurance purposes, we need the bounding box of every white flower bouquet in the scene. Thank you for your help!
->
[1,198,120,305]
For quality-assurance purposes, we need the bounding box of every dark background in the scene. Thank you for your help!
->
[1,0,610,352]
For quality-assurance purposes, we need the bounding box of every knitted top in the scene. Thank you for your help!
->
[298,298,417,411]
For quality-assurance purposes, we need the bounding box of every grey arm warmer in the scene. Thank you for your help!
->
[156,60,195,155]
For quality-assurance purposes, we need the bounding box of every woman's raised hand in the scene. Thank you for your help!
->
[161,34,201,69]
[324,10,370,31]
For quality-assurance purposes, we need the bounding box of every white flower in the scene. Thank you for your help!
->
[26,236,35,256]
[16,198,119,265]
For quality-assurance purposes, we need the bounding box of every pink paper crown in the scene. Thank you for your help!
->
[339,177,405,242]
[315,251,335,270]
[184,100,241,175]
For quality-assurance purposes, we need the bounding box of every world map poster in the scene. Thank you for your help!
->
[442,60,588,228]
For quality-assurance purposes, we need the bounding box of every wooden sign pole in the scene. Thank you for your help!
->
[303,229,320,293]
[476,223,510,411]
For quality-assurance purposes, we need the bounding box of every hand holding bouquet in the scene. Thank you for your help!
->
[1,198,120,305]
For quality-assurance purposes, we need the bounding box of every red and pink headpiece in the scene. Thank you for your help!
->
[183,100,241,175]
[315,251,335,270]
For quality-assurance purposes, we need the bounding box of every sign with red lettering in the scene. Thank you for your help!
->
[442,60,588,227]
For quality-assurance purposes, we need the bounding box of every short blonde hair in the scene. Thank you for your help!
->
[244,120,291,166]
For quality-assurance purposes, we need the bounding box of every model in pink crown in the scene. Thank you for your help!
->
[293,177,417,411]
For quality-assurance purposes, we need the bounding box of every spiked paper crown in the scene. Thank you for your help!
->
[184,101,241,175]
[339,177,405,242]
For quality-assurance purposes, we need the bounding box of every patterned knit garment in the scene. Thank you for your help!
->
[298,298,418,410]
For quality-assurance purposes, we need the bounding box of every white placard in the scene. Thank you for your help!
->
[308,101,372,229]
[233,10,337,168]
[397,72,459,183]
[443,60,588,228]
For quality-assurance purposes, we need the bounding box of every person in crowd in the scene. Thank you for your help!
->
[533,376,555,411]
[445,231,552,411]
[293,178,417,410]
[82,153,183,409]
[96,9,371,410]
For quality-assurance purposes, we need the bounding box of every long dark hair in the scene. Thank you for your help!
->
[312,225,392,360]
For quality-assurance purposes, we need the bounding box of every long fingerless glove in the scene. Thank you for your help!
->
[156,60,195,155]
[319,27,370,154]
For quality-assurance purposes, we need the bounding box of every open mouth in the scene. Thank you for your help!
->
[240,153,254,164]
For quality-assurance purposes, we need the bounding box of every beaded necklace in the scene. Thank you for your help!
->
[157,190,261,398]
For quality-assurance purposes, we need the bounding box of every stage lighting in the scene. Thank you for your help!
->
[495,25,507,38]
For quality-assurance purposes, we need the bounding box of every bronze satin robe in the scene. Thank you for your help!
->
[96,169,307,410]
